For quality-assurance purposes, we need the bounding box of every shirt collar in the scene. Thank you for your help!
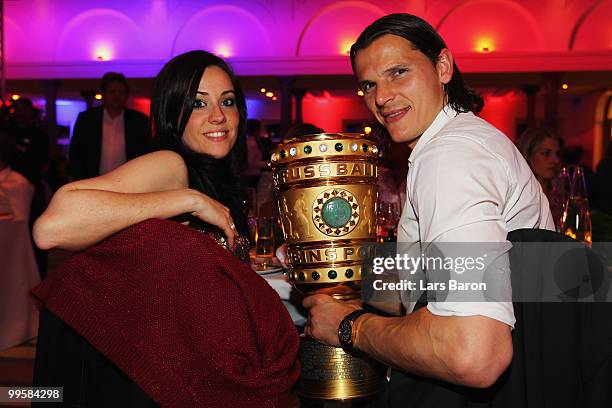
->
[408,105,458,164]
[103,107,124,121]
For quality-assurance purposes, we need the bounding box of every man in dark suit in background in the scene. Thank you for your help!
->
[69,72,150,180]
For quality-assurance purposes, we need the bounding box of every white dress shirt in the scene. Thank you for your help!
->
[99,108,126,175]
[398,106,555,327]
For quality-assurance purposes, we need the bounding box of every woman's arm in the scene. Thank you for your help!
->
[34,150,235,251]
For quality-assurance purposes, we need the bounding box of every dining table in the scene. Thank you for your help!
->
[252,255,307,326]
[0,218,40,350]
[262,270,307,326]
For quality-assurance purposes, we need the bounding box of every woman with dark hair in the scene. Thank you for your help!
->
[30,51,299,407]
[34,50,248,251]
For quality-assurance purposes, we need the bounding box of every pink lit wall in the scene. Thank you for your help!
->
[4,1,611,165]
[558,92,605,168]
[478,92,527,141]
[437,1,544,53]
[5,0,611,78]
[302,93,371,132]
[126,97,151,116]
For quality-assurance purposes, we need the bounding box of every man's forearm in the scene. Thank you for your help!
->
[354,307,513,388]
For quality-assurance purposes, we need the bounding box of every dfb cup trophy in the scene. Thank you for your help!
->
[270,133,385,400]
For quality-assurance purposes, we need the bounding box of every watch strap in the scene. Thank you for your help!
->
[338,309,369,353]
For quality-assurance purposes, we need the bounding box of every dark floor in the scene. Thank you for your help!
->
[0,339,35,407]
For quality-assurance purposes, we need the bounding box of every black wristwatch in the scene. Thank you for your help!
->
[338,309,369,353]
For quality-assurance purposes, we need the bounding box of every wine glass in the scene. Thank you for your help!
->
[553,167,572,231]
[560,166,592,245]
[377,201,400,243]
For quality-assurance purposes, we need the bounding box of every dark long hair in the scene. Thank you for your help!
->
[350,13,484,113]
[150,50,248,235]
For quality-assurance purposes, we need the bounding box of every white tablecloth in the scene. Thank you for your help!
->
[263,271,307,326]
[0,219,40,350]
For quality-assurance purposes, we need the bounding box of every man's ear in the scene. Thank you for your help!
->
[437,48,453,85]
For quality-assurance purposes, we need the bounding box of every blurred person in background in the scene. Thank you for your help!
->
[242,118,267,189]
[517,126,563,221]
[8,98,49,187]
[256,120,275,163]
[69,72,151,180]
[593,144,612,216]
[0,129,34,221]
[8,98,50,277]
[374,123,410,209]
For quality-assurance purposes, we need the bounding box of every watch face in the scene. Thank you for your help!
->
[339,320,352,344]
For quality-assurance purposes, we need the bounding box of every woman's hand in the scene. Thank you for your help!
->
[188,189,236,247]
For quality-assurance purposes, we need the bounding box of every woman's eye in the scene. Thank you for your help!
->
[222,98,235,107]
[193,99,206,109]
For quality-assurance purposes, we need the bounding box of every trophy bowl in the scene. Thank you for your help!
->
[270,133,385,400]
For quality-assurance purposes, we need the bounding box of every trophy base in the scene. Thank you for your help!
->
[297,336,386,401]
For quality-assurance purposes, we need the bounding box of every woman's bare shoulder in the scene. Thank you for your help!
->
[141,150,185,166]
[128,150,188,188]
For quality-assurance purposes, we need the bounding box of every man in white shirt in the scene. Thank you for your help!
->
[69,73,150,180]
[303,13,554,397]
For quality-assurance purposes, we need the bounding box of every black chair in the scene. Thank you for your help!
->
[32,308,158,407]
[363,229,612,408]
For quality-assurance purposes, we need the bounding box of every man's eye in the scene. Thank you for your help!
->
[394,68,407,77]
[193,99,206,109]
[222,98,235,107]
[362,83,375,92]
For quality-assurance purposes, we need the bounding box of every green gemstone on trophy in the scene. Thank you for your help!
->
[322,197,352,228]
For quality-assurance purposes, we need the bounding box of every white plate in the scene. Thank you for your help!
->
[253,265,284,275]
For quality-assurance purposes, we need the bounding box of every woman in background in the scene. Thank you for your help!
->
[517,126,563,222]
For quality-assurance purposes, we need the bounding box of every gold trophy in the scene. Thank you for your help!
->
[270,133,385,400]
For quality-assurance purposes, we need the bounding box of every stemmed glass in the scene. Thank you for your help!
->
[560,166,592,245]
[377,201,400,243]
